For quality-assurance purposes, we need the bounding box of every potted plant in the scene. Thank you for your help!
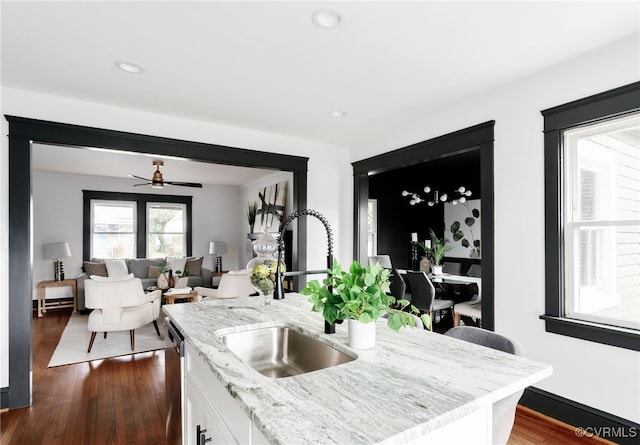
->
[174,269,190,288]
[302,260,430,349]
[157,260,169,289]
[246,201,258,233]
[419,230,451,275]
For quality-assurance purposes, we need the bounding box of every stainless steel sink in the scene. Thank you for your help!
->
[219,326,356,378]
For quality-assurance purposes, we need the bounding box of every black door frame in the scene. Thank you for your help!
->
[352,121,495,330]
[4,115,309,409]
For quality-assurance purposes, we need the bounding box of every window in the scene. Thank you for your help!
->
[367,199,378,256]
[542,82,640,350]
[83,190,192,260]
[147,203,187,257]
[90,200,136,259]
[563,114,639,331]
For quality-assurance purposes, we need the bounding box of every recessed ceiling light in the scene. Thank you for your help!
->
[114,61,146,74]
[312,9,344,29]
[329,111,347,118]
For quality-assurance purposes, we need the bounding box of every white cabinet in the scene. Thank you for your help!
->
[184,343,269,445]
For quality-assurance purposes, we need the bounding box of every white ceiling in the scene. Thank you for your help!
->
[31,143,277,186]
[3,1,640,183]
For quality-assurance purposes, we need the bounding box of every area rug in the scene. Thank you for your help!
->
[48,313,171,367]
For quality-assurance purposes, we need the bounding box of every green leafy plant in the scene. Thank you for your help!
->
[157,260,168,275]
[174,269,190,278]
[301,260,430,331]
[246,201,258,232]
[418,230,452,266]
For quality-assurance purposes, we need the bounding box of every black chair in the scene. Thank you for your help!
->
[403,271,454,332]
[368,255,393,269]
[442,261,462,274]
[388,268,407,302]
[444,326,525,445]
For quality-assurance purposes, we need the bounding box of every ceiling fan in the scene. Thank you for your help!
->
[128,160,203,188]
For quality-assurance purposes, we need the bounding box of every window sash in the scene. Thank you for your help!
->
[90,200,136,259]
[146,203,187,258]
[562,113,640,332]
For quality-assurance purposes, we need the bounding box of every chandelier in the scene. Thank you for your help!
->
[401,186,472,206]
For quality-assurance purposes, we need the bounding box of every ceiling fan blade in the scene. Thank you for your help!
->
[127,173,152,181]
[164,181,203,188]
[133,182,151,187]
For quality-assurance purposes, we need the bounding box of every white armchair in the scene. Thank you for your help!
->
[195,270,256,301]
[84,275,162,353]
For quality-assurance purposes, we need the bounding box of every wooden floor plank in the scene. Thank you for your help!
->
[0,308,615,445]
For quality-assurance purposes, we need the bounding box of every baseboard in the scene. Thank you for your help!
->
[1,386,9,410]
[520,387,639,445]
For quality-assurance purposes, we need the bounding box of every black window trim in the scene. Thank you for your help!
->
[541,81,640,351]
[82,190,193,260]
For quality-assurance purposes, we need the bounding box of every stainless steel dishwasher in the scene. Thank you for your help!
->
[165,318,185,445]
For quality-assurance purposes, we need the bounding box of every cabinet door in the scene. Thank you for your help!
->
[185,383,237,445]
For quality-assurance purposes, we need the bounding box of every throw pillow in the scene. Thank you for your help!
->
[104,259,129,277]
[148,265,161,278]
[83,261,107,277]
[90,273,135,282]
[167,256,187,274]
[185,256,203,276]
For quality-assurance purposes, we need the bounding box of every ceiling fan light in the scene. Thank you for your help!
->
[151,183,163,189]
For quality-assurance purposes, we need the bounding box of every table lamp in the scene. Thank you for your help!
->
[43,242,72,281]
[209,241,227,273]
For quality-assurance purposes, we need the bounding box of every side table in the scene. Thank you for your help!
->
[37,279,77,317]
[211,270,228,288]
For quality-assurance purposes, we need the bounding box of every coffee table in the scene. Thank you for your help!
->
[164,290,198,304]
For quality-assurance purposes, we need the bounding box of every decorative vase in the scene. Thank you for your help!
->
[157,273,169,289]
[432,265,443,275]
[175,277,189,289]
[167,270,175,288]
[348,319,376,349]
[246,229,285,305]
[419,256,431,273]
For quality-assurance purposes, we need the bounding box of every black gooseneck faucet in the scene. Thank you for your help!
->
[273,209,336,334]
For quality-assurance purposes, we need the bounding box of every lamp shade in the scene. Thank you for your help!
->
[209,241,227,256]
[43,242,71,259]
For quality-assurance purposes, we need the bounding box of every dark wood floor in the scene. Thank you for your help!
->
[1,309,612,445]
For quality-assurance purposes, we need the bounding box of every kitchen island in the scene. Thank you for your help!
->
[163,293,551,445]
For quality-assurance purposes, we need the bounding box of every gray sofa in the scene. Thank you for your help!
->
[76,257,212,311]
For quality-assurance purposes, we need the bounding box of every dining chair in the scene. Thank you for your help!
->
[388,268,407,303]
[403,271,454,332]
[442,261,462,275]
[453,301,481,327]
[367,255,393,269]
[444,326,525,445]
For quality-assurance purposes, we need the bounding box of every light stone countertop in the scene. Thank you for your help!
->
[163,293,552,445]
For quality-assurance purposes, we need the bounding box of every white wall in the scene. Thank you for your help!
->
[32,170,244,301]
[350,34,640,423]
[0,87,351,389]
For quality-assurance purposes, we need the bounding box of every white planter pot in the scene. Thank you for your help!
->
[432,265,443,275]
[157,273,169,289]
[348,319,376,349]
[175,277,189,289]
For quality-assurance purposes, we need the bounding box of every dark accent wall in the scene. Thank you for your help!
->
[369,151,481,270]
